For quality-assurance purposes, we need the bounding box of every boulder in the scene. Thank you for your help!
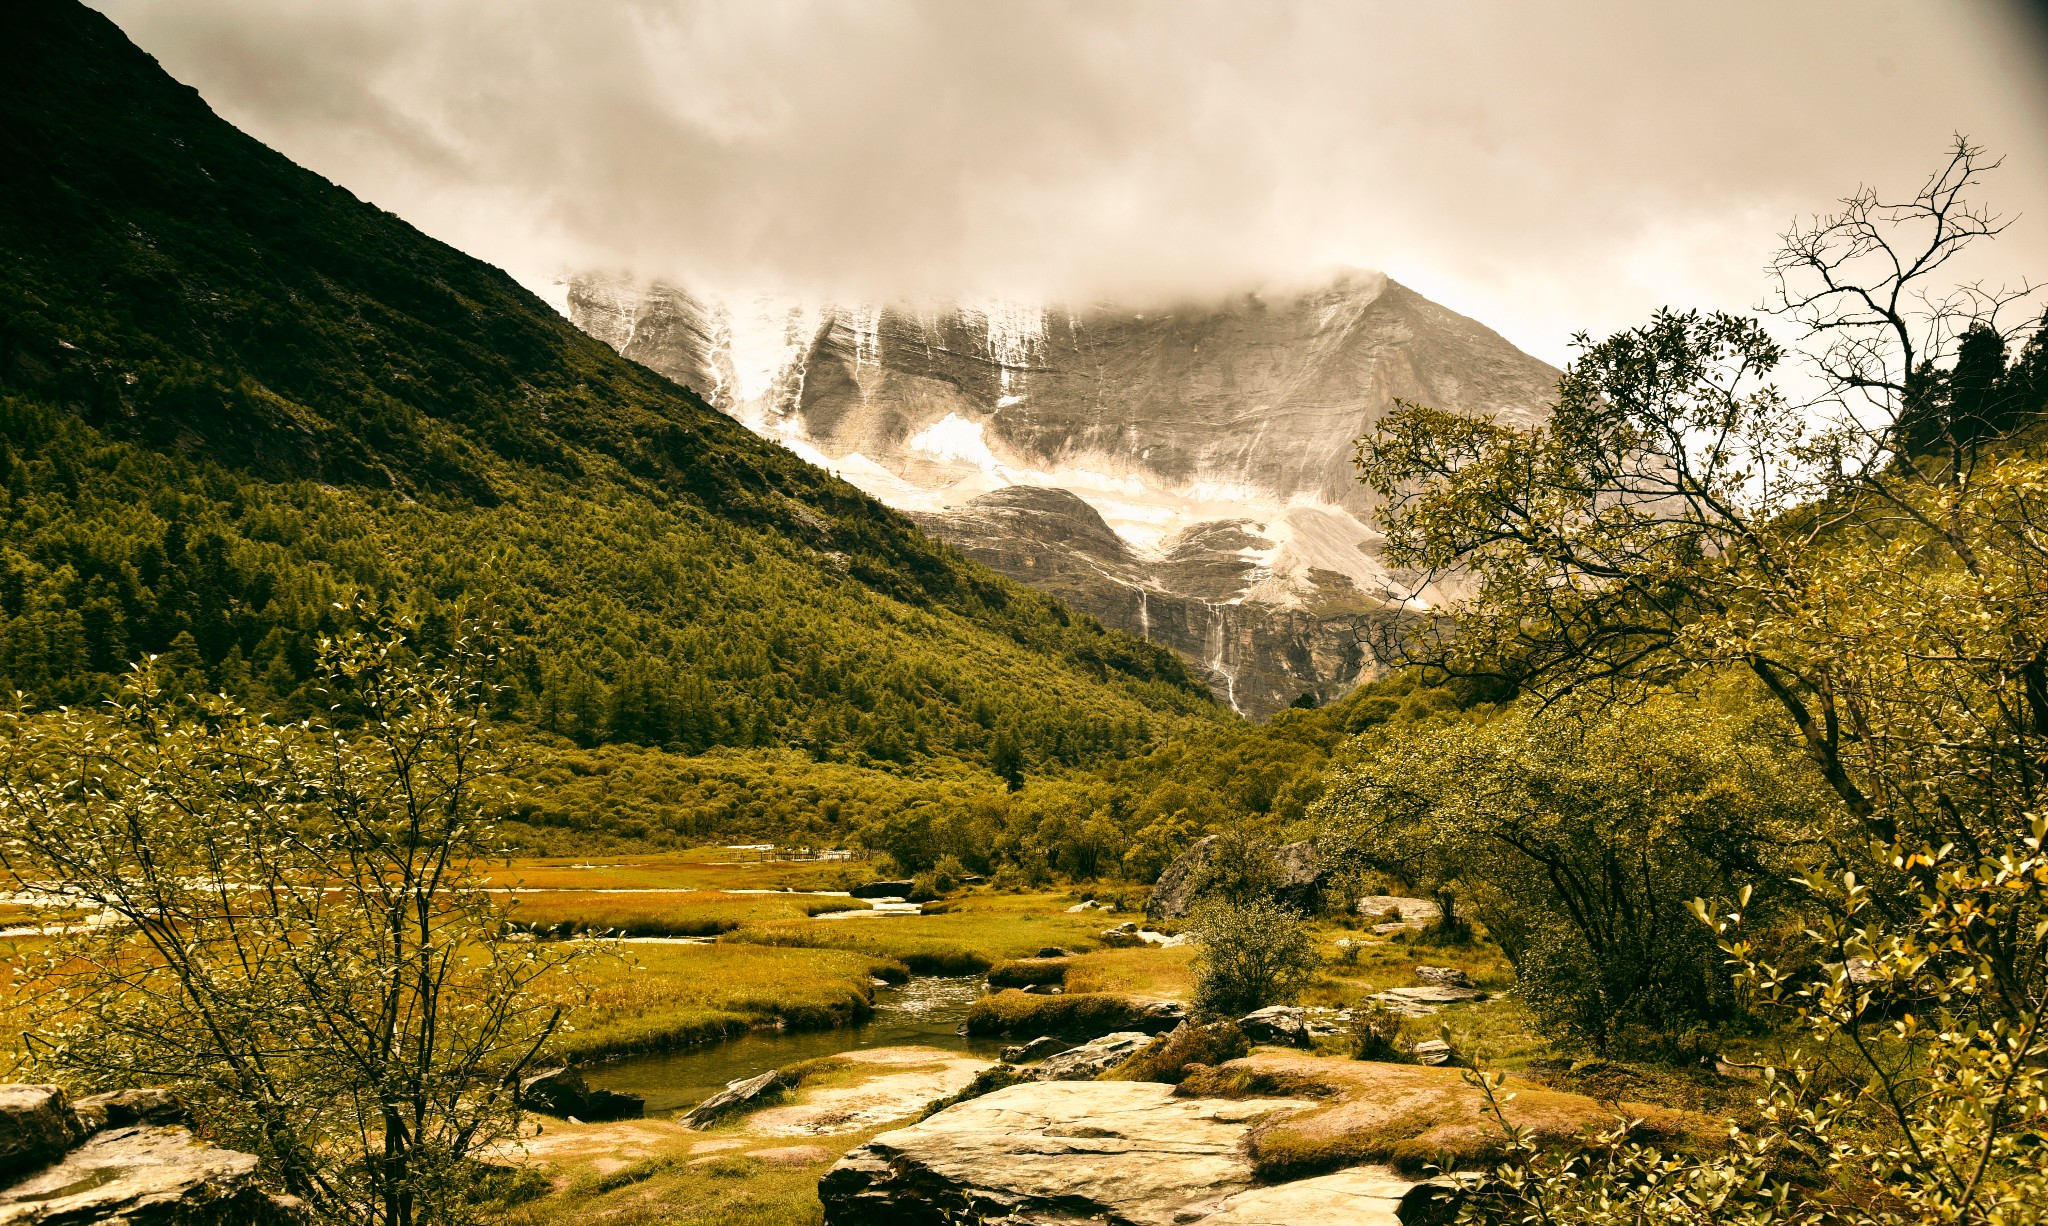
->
[517,1067,644,1122]
[1126,1000,1189,1034]
[0,1084,301,1226]
[1235,1007,1312,1048]
[1369,984,1485,1018]
[818,1079,1328,1225]
[850,881,915,900]
[1026,1032,1151,1082]
[680,1070,783,1128]
[1143,835,1217,922]
[1146,838,1329,922]
[1353,895,1439,930]
[1098,921,1144,947]
[1411,1039,1454,1067]
[1000,1037,1070,1065]
[0,1089,79,1180]
[1272,842,1323,913]
[1415,966,1475,989]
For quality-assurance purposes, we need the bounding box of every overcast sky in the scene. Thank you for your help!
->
[94,0,2048,366]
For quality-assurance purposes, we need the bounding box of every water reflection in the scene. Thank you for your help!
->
[581,975,1004,1114]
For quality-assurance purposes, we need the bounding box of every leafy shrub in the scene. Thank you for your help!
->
[1460,831,2048,1222]
[1346,1003,1410,1063]
[1188,896,1320,1020]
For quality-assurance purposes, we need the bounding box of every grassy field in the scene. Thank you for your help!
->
[550,943,901,1062]
[486,849,870,894]
[506,890,864,938]
[718,891,1115,975]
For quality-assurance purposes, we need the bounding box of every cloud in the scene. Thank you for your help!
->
[95,0,2048,363]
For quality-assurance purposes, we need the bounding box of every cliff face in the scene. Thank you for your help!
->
[568,272,1557,716]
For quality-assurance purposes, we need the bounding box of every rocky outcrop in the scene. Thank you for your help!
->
[1025,1033,1151,1082]
[570,272,1559,717]
[0,1085,301,1226]
[817,1080,1328,1225]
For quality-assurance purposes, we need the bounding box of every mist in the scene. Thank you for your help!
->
[93,0,2048,364]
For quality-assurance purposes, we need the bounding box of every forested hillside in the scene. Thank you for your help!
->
[0,2,1215,785]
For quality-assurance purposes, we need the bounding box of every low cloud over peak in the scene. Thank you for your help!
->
[96,0,2048,364]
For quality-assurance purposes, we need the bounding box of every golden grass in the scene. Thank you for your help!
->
[552,943,901,1061]
[505,890,863,938]
[1064,946,1194,999]
[487,847,867,894]
[720,890,1111,974]
[961,989,1169,1038]
[1179,1051,1708,1178]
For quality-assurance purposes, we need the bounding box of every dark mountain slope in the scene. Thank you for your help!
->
[0,1,1212,777]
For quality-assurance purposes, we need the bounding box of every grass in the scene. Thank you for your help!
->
[552,943,902,1061]
[985,958,1068,989]
[1064,946,1194,998]
[487,848,873,894]
[962,989,1171,1038]
[719,890,1112,974]
[1179,1051,1707,1178]
[506,890,864,938]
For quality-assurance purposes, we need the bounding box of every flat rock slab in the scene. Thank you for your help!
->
[819,1080,1316,1225]
[747,1048,992,1136]
[0,1124,301,1226]
[1197,1165,1416,1225]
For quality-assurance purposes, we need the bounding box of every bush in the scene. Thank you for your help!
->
[986,958,1069,989]
[1346,1003,1410,1063]
[1188,896,1320,1020]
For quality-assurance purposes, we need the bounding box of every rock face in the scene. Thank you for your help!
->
[0,1089,80,1179]
[569,271,1558,717]
[817,1080,1332,1225]
[0,1085,301,1226]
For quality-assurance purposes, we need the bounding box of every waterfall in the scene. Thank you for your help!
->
[1137,590,1150,641]
[1206,603,1242,715]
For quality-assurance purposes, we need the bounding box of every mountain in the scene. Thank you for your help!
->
[0,1,1215,792]
[568,273,1559,715]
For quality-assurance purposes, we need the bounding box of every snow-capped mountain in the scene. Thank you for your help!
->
[567,270,1557,716]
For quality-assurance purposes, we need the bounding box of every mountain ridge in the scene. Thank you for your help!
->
[0,1,1215,788]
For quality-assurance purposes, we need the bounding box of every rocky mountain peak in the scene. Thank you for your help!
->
[568,271,1557,716]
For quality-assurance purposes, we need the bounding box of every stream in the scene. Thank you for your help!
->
[581,974,1007,1114]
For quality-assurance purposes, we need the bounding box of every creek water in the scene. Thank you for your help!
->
[581,974,1007,1114]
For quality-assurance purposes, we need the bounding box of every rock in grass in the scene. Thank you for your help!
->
[1368,984,1485,1017]
[1027,1032,1151,1081]
[1236,1006,1314,1048]
[680,1070,783,1128]
[1000,1036,1070,1065]
[0,1087,80,1178]
[1411,1039,1454,1067]
[1414,966,1475,989]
